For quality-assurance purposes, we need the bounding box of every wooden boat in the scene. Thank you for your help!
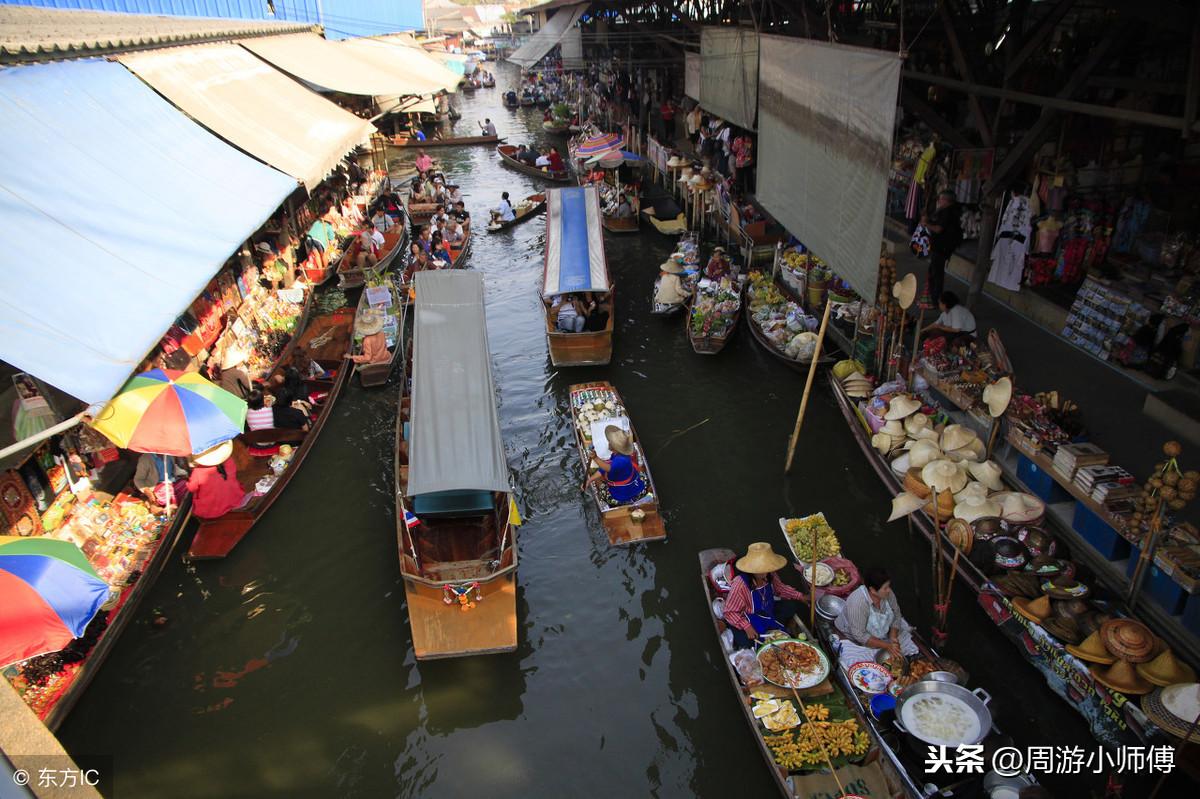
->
[301,233,353,285]
[397,271,518,659]
[503,95,520,109]
[352,282,405,388]
[698,547,903,799]
[481,76,495,88]
[519,96,535,107]
[642,209,688,235]
[390,134,501,148]
[447,228,472,269]
[640,184,687,235]
[570,381,666,545]
[336,227,406,289]
[188,308,354,559]
[746,313,836,373]
[496,144,572,182]
[461,82,476,94]
[601,211,639,234]
[41,495,193,730]
[543,120,571,134]
[486,193,546,232]
[688,278,745,355]
[542,187,613,366]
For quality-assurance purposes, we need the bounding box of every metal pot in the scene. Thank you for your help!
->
[919,670,959,685]
[816,593,846,621]
[894,681,993,747]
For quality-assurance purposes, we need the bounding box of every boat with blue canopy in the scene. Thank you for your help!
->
[541,186,614,366]
[395,270,518,659]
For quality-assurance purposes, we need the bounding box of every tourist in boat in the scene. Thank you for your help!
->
[432,204,450,228]
[587,426,645,504]
[246,389,309,432]
[415,149,434,174]
[505,90,518,106]
[430,231,453,266]
[217,347,252,400]
[922,290,977,348]
[535,151,553,168]
[410,177,430,204]
[186,442,250,519]
[704,246,731,281]
[417,225,432,254]
[350,311,390,366]
[444,219,465,246]
[614,194,634,219]
[479,118,498,137]
[547,147,565,173]
[446,185,464,206]
[552,294,587,332]
[493,192,516,223]
[371,207,395,234]
[452,200,470,225]
[583,296,609,331]
[355,227,383,272]
[406,241,429,276]
[833,567,919,670]
[722,542,806,648]
[654,254,691,306]
[520,144,541,165]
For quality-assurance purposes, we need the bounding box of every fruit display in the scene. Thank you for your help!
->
[689,279,742,338]
[783,513,842,562]
[832,567,852,587]
[764,701,871,771]
[747,272,822,361]
[570,387,626,446]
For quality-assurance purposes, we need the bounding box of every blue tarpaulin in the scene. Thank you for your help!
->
[542,187,609,297]
[0,60,297,404]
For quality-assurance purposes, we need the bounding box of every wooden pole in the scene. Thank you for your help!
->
[784,299,834,474]
[809,523,819,632]
[891,310,908,382]
[910,308,926,383]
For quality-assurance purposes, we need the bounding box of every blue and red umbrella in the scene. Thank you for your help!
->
[0,537,110,667]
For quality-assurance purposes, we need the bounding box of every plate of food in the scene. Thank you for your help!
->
[848,661,893,694]
[756,639,830,689]
[759,700,801,732]
[799,561,834,587]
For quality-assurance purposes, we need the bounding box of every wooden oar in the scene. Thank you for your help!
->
[784,299,833,473]
[772,643,849,797]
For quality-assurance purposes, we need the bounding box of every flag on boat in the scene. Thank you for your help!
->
[404,509,421,530]
[509,497,522,526]
[543,186,610,297]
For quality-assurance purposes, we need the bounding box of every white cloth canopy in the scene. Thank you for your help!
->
[508,4,588,68]
[700,27,759,130]
[337,37,463,95]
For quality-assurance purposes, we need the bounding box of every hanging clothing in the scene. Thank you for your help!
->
[988,194,1032,291]
[914,143,937,186]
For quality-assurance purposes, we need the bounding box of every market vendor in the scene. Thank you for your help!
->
[615,194,634,219]
[132,453,188,508]
[479,118,498,137]
[922,291,977,347]
[722,542,806,648]
[833,567,919,670]
[654,254,691,306]
[350,311,390,366]
[186,442,251,519]
[493,192,516,223]
[217,347,251,400]
[705,246,731,280]
[586,426,645,504]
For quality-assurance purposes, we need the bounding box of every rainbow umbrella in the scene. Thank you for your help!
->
[575,132,624,157]
[90,369,247,457]
[0,537,110,667]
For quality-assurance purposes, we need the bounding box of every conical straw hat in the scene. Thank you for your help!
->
[1090,659,1153,695]
[922,459,968,493]
[1136,649,1198,688]
[888,491,926,522]
[1066,630,1116,665]
[983,377,1013,418]
[1012,593,1052,622]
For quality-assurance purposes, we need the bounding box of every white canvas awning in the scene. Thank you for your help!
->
[507,3,588,68]
[700,27,759,130]
[120,44,376,192]
[337,37,463,94]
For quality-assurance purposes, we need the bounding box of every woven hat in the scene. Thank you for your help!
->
[881,419,905,438]
[903,468,931,499]
[885,395,921,420]
[1136,649,1198,688]
[903,413,930,437]
[604,425,635,456]
[888,491,926,522]
[872,432,898,455]
[992,536,1027,569]
[1027,555,1066,578]
[922,459,968,493]
[1041,575,1090,601]
[983,377,1013,418]
[357,309,385,336]
[954,493,1002,522]
[995,571,1041,599]
[1052,597,1091,620]
[661,259,685,274]
[908,440,944,469]
[967,460,1004,491]
[1143,684,1200,741]
[1012,593,1051,623]
[1066,630,1117,664]
[254,242,274,254]
[946,437,986,463]
[940,424,977,452]
[890,452,911,477]
[736,542,788,574]
[892,273,917,309]
[1090,659,1153,695]
[1100,619,1156,663]
[946,518,974,554]
[996,492,1045,523]
[1042,616,1084,645]
[189,439,233,468]
[667,155,688,168]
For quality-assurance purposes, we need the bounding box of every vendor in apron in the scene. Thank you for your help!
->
[723,543,806,649]
[833,567,918,671]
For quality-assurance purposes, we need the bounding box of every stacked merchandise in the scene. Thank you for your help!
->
[1062,277,1151,362]
[1052,443,1108,481]
[1075,465,1139,510]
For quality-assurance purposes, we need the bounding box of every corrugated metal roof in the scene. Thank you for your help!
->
[0,5,315,64]
[521,0,585,16]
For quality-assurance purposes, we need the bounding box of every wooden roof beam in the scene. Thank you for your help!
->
[1003,0,1074,80]
[938,0,995,147]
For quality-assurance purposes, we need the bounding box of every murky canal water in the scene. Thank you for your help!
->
[59,63,1104,798]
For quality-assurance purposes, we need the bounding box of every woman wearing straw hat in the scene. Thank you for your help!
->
[833,567,919,671]
[350,310,391,366]
[722,542,806,649]
[654,254,691,307]
[587,425,646,504]
[185,441,251,519]
[704,246,731,281]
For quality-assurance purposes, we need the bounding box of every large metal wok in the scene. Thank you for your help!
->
[894,680,993,747]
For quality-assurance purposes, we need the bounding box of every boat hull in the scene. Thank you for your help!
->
[601,213,639,234]
[546,301,613,366]
[487,194,546,232]
[390,135,500,148]
[338,227,406,289]
[745,313,836,372]
[497,144,572,182]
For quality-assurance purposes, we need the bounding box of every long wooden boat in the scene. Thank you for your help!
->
[601,211,639,234]
[519,96,535,107]
[39,495,193,730]
[446,229,472,269]
[188,308,354,559]
[570,381,666,545]
[828,376,1171,750]
[481,76,496,88]
[337,226,407,289]
[390,134,501,148]
[698,547,903,798]
[497,144,572,182]
[687,278,745,355]
[397,271,517,659]
[746,313,836,373]
[486,193,545,232]
[503,95,520,109]
[352,282,405,388]
[543,120,571,134]
[302,233,353,285]
[542,186,613,366]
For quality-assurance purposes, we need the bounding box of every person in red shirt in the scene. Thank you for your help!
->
[704,246,731,281]
[547,148,565,173]
[658,99,676,142]
[722,542,806,649]
[186,441,250,519]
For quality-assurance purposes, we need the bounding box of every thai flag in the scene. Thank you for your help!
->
[404,509,421,530]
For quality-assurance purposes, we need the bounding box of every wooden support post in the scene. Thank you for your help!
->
[937,0,994,147]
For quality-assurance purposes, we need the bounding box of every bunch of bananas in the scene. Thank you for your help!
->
[784,515,841,561]
[765,716,870,770]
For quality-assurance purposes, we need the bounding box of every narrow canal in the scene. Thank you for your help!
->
[60,63,1101,797]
